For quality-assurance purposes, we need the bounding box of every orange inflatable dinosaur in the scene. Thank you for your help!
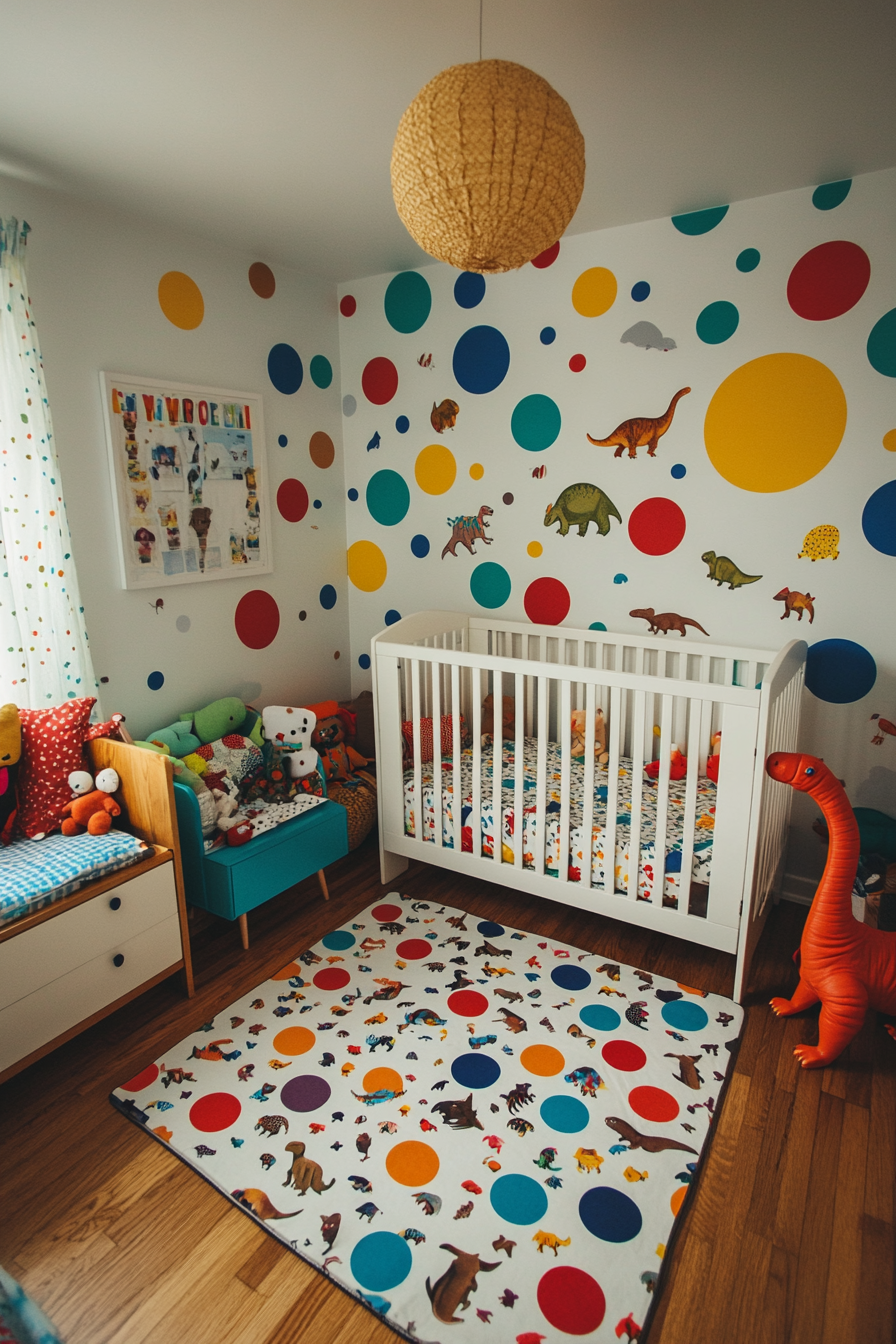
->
[766,751,896,1067]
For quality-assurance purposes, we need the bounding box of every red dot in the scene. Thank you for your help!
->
[447,990,490,1016]
[629,1084,680,1122]
[569,353,587,372]
[121,1062,159,1092]
[531,241,561,269]
[234,590,280,649]
[361,357,398,405]
[628,497,686,556]
[340,295,357,317]
[313,966,352,990]
[787,240,871,321]
[601,1039,647,1071]
[189,1092,242,1132]
[396,939,434,960]
[524,576,571,626]
[537,1265,606,1335]
[372,903,403,921]
[277,478,309,523]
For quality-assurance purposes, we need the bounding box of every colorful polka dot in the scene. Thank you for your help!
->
[867,309,896,377]
[277,479,309,523]
[147,671,164,691]
[410,534,430,558]
[350,1231,412,1292]
[280,1074,331,1112]
[366,470,410,527]
[490,1173,548,1225]
[268,343,303,395]
[628,498,686,556]
[273,1026,316,1055]
[540,327,556,345]
[539,1094,590,1132]
[812,179,851,211]
[503,493,514,506]
[121,1063,159,1092]
[189,1092,241,1132]
[550,964,591,991]
[883,430,896,452]
[454,271,486,308]
[469,463,484,480]
[580,1004,620,1031]
[787,241,871,320]
[579,1186,643,1242]
[312,967,351,990]
[572,267,617,318]
[511,394,562,451]
[395,415,410,433]
[631,281,651,301]
[453,325,510,394]
[628,1085,679,1122]
[863,481,896,554]
[358,653,371,670]
[343,395,357,416]
[601,1040,646,1071]
[361,357,398,405]
[696,300,739,344]
[569,354,587,372]
[447,990,490,1017]
[347,488,359,501]
[520,1044,566,1076]
[671,1185,687,1217]
[527,541,543,558]
[384,272,432,333]
[395,939,433,960]
[309,431,335,468]
[158,271,204,329]
[589,621,607,631]
[736,248,760,273]
[278,434,288,447]
[537,1265,606,1335]
[372,903,403,921]
[524,577,570,626]
[671,205,728,235]
[248,262,275,298]
[451,1052,501,1089]
[272,962,303,981]
[531,242,560,268]
[806,639,877,704]
[347,540,387,592]
[613,573,628,584]
[319,585,337,610]
[340,295,356,317]
[322,930,356,951]
[363,1067,405,1096]
[670,463,686,479]
[310,355,333,389]
[704,354,846,492]
[384,609,401,626]
[385,1140,439,1187]
[415,444,456,495]
[477,921,505,936]
[660,1000,709,1031]
[234,591,280,649]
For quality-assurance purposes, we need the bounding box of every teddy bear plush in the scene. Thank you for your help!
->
[60,768,122,836]
[481,694,515,743]
[571,709,609,766]
[311,711,369,782]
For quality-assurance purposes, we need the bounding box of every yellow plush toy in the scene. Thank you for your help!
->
[571,709,609,765]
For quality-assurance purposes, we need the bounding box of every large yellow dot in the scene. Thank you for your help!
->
[572,267,617,318]
[347,539,387,591]
[704,353,846,493]
[415,444,457,495]
[158,271,204,329]
[883,429,896,452]
[386,1140,440,1187]
[527,541,543,558]
[470,463,484,480]
[272,1026,315,1055]
[520,1043,566,1075]
[362,1067,404,1096]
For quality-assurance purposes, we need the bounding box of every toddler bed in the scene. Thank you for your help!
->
[371,611,807,1001]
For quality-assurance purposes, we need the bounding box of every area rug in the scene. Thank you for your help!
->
[111,897,743,1342]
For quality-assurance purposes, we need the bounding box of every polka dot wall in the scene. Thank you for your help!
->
[338,168,896,833]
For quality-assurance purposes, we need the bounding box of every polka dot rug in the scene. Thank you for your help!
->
[111,898,743,1341]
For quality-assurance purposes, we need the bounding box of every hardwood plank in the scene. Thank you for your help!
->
[758,1242,796,1344]
[789,1091,844,1344]
[822,1101,870,1343]
[685,1070,749,1243]
[857,1213,895,1344]
[745,1086,795,1241]
[772,1069,823,1256]
[865,1029,896,1225]
[649,1230,712,1342]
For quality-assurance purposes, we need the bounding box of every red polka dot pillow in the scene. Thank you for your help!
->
[16,698,122,840]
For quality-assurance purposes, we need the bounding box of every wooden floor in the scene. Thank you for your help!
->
[1,835,893,1344]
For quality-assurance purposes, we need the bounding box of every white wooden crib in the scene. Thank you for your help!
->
[371,611,807,1001]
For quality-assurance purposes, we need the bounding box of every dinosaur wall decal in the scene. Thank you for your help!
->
[587,387,690,459]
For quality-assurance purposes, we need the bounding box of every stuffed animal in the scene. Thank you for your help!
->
[311,713,368,782]
[262,705,321,778]
[706,731,721,783]
[571,709,609,765]
[185,697,264,748]
[481,694,515,743]
[211,786,240,831]
[60,768,122,836]
[0,702,22,845]
[645,747,688,781]
[136,720,201,758]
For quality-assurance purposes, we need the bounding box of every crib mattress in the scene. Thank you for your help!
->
[403,737,716,902]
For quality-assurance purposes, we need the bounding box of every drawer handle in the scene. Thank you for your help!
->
[109,896,122,911]
[113,953,125,968]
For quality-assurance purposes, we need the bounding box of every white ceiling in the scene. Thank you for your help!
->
[0,0,893,282]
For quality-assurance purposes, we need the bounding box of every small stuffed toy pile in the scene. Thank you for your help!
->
[571,708,609,766]
[307,699,377,850]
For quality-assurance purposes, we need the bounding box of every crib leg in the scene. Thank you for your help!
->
[238,912,249,951]
[317,868,330,901]
[380,848,408,884]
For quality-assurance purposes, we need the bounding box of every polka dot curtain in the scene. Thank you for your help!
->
[0,220,99,707]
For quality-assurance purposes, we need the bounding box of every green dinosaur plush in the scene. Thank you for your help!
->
[140,720,201,758]
[181,698,264,748]
[131,737,207,793]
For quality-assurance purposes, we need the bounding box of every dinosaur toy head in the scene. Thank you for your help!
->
[766,751,826,792]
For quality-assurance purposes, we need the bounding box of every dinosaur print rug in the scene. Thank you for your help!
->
[111,897,743,1342]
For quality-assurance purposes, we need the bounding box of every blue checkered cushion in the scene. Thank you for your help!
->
[0,830,149,925]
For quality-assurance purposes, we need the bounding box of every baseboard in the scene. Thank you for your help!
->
[777,871,817,906]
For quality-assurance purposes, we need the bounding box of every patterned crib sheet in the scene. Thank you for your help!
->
[0,829,150,925]
[403,738,717,903]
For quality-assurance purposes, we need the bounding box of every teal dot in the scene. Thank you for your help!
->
[671,205,729,235]
[322,930,356,950]
[384,272,432,333]
[812,179,851,211]
[580,1003,620,1031]
[539,1094,590,1133]
[366,470,410,527]
[310,355,333,388]
[696,300,739,344]
[661,1000,709,1031]
[350,1231,412,1292]
[511,394,561,452]
[589,622,607,631]
[736,249,760,273]
[489,1173,548,1225]
[470,562,511,610]
[867,308,896,378]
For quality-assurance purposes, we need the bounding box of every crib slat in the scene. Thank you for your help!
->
[535,675,549,877]
[411,659,423,848]
[626,688,646,901]
[580,682,597,892]
[431,655,442,851]
[678,699,702,918]
[653,693,674,905]
[471,669,484,862]
[557,679,572,884]
[510,671,525,868]
[603,684,621,899]
[451,663,461,854]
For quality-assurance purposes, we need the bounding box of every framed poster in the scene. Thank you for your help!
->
[100,372,272,589]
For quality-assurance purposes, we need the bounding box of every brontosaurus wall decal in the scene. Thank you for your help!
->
[587,387,690,459]
[766,751,896,1067]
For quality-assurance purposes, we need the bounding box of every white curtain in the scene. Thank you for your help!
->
[0,218,99,709]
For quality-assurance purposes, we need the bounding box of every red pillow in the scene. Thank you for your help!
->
[401,715,469,763]
[16,698,122,839]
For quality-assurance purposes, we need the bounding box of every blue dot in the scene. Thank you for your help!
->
[310,355,333,389]
[322,930,356,950]
[451,1052,501,1089]
[384,272,432,334]
[631,281,650,302]
[455,272,486,309]
[736,248,761,273]
[278,434,288,447]
[539,1094,590,1133]
[551,964,591,991]
[313,499,322,509]
[470,562,511,610]
[147,671,164,691]
[410,534,430,558]
[863,480,896,554]
[671,464,686,479]
[540,327,556,345]
[672,205,729,236]
[579,1004,620,1032]
[319,584,337,611]
[343,395,357,417]
[696,301,739,344]
[358,653,371,670]
[347,488,359,501]
[511,395,562,452]
[661,1001,709,1031]
[806,639,877,704]
[366,470,410,527]
[395,416,410,434]
[350,1231,412,1292]
[813,179,851,211]
[267,343,303,395]
[613,573,628,584]
[579,1186,642,1242]
[384,609,401,626]
[588,622,607,632]
[489,1173,548,1226]
[453,326,510,395]
[477,920,505,937]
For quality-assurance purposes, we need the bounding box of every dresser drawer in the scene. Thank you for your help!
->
[0,861,177,1011]
[0,914,183,1075]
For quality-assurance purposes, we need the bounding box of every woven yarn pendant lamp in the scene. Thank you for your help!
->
[391,59,585,274]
